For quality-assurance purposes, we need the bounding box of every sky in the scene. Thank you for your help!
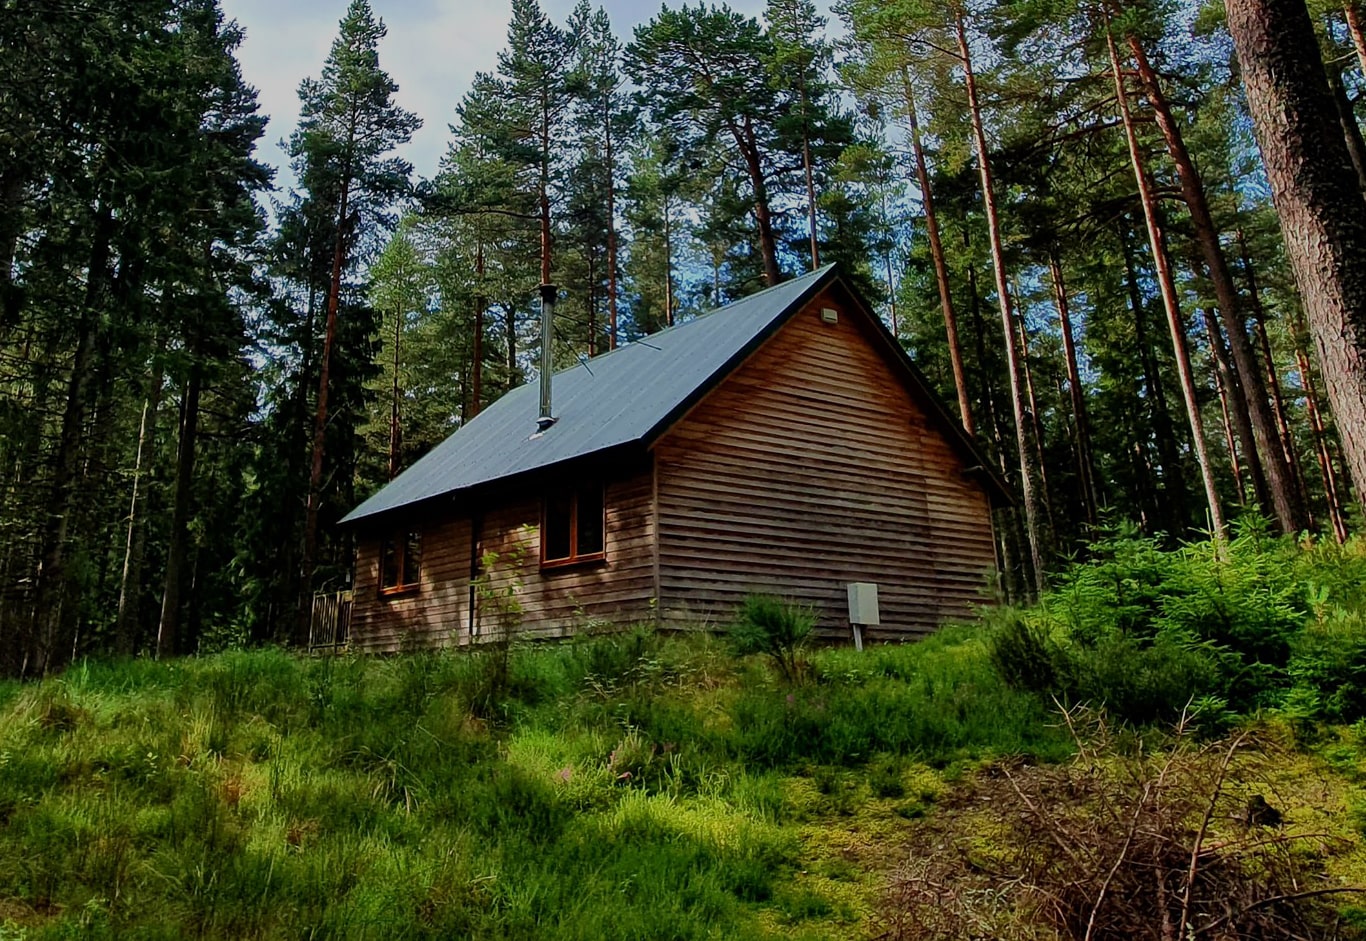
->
[219,0,769,195]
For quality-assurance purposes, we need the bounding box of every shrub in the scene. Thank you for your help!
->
[729,595,817,684]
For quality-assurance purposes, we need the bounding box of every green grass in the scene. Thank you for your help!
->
[0,627,1061,939]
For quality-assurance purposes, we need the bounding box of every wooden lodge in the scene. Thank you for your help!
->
[340,265,1008,651]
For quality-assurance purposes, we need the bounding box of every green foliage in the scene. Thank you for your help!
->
[989,524,1366,727]
[730,595,817,684]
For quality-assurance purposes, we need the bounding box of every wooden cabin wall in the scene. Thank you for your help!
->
[351,515,473,653]
[472,471,656,639]
[653,289,997,641]
[350,470,656,651]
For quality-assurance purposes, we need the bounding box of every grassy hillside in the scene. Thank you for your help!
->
[4,526,1366,939]
[0,627,1069,940]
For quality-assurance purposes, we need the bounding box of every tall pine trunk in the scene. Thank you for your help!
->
[302,140,354,641]
[472,241,485,418]
[30,204,114,675]
[1128,34,1306,532]
[1121,218,1188,530]
[1049,251,1099,524]
[605,105,620,350]
[1225,0,1366,517]
[1109,27,1227,540]
[902,67,973,435]
[157,358,202,659]
[1204,311,1250,502]
[957,10,1047,594]
[116,357,164,655]
[388,301,402,480]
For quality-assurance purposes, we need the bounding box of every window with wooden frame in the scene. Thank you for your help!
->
[379,530,422,595]
[541,482,605,568]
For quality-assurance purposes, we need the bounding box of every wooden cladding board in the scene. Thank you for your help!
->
[653,287,997,640]
[350,471,656,652]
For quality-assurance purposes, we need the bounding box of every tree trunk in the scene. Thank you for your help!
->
[734,116,782,286]
[800,82,820,270]
[1196,261,1270,508]
[1049,251,1099,524]
[1297,340,1351,541]
[1121,218,1188,530]
[1204,311,1249,503]
[116,357,164,655]
[605,104,620,350]
[30,205,114,675]
[1344,0,1366,75]
[902,66,973,435]
[1239,231,1314,518]
[388,301,402,481]
[1109,27,1227,541]
[471,241,484,418]
[1014,299,1056,534]
[1129,33,1306,532]
[157,359,202,659]
[301,166,352,640]
[958,11,1047,594]
[663,200,675,327]
[1225,0,1366,517]
[1329,67,1366,194]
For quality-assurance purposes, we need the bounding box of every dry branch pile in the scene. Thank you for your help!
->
[881,709,1365,941]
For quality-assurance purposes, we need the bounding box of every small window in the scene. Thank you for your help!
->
[379,530,421,595]
[542,482,606,567]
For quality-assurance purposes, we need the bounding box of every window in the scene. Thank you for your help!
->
[379,530,421,595]
[541,482,605,567]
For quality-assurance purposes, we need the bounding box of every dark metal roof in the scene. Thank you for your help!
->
[341,265,841,524]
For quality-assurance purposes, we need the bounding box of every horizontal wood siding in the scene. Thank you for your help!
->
[350,469,656,651]
[654,289,996,641]
[473,471,656,640]
[351,515,473,653]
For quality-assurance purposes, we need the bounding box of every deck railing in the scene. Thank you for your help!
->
[308,590,352,653]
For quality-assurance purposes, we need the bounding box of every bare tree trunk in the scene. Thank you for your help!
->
[157,360,202,659]
[1329,67,1366,193]
[902,66,973,435]
[1014,299,1056,534]
[1225,0,1366,518]
[605,106,620,350]
[1297,339,1351,541]
[1344,0,1366,74]
[388,302,402,481]
[471,241,484,418]
[1109,27,1227,540]
[664,200,675,327]
[800,81,820,270]
[116,358,164,655]
[30,205,114,675]
[958,12,1047,593]
[1121,218,1188,529]
[1204,312,1249,503]
[1128,33,1306,532]
[1049,251,1099,524]
[1239,231,1315,518]
[302,164,352,641]
[735,116,782,286]
[1200,285,1270,507]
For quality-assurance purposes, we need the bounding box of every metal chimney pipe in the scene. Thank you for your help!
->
[537,283,557,431]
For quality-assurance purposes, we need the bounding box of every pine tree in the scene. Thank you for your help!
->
[294,0,420,635]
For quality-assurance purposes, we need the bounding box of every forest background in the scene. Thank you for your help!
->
[2,0,1365,676]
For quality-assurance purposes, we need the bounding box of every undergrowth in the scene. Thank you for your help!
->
[0,626,1057,939]
[989,520,1366,727]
